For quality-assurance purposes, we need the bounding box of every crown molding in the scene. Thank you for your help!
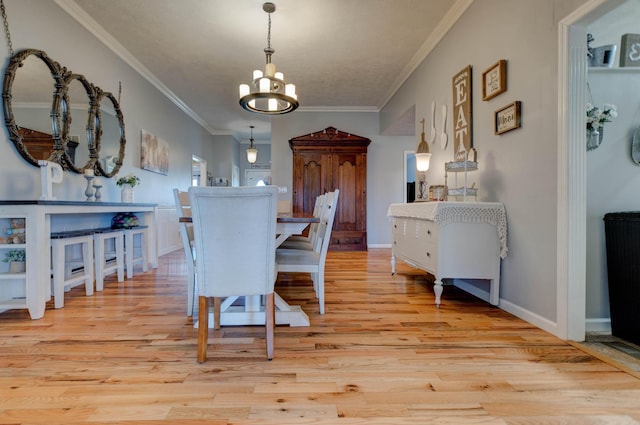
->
[53,0,221,136]
[378,0,474,110]
[298,106,379,113]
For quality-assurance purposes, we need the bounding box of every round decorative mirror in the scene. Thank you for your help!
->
[94,89,125,178]
[59,73,97,173]
[2,48,64,166]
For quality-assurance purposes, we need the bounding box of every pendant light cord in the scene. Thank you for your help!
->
[0,0,14,56]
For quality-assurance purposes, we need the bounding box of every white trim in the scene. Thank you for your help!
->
[53,0,220,136]
[501,298,560,337]
[368,244,392,249]
[298,106,379,113]
[585,318,612,334]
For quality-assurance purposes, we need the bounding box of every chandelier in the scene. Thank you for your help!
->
[246,125,258,164]
[239,2,298,115]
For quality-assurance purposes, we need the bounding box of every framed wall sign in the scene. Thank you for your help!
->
[620,33,640,67]
[495,101,521,135]
[452,65,472,160]
[482,60,507,101]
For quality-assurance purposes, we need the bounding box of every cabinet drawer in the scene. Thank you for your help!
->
[392,217,438,271]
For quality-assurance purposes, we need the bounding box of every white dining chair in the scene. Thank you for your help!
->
[278,193,326,251]
[173,189,197,317]
[276,189,339,315]
[189,185,279,362]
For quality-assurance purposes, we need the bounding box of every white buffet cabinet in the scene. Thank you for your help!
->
[387,201,507,307]
[0,201,158,319]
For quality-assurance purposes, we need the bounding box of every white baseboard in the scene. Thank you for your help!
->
[585,318,611,334]
[159,243,182,257]
[499,298,559,337]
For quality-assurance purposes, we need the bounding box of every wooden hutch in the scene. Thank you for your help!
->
[289,127,370,250]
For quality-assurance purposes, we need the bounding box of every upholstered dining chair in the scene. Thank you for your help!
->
[188,185,279,362]
[276,189,339,315]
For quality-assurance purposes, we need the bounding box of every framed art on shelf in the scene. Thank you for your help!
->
[495,101,521,135]
[482,60,507,101]
[620,33,640,67]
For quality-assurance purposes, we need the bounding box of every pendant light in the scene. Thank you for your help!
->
[415,118,432,171]
[246,125,258,164]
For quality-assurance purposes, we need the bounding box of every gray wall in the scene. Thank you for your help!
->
[382,0,587,325]
[0,0,212,208]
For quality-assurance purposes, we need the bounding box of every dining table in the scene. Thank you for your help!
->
[181,213,319,327]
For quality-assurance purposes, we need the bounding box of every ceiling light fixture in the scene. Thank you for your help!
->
[239,2,298,115]
[246,125,258,164]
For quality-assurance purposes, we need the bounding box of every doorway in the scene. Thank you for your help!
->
[245,169,271,186]
[403,150,416,203]
[192,155,207,187]
[558,0,626,341]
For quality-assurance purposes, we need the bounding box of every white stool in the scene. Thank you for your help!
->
[50,231,94,309]
[124,226,148,279]
[93,228,125,291]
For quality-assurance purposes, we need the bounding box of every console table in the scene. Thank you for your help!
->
[387,201,507,307]
[0,201,157,319]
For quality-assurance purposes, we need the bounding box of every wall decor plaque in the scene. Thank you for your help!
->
[482,60,507,101]
[620,33,640,67]
[495,101,522,135]
[452,65,473,161]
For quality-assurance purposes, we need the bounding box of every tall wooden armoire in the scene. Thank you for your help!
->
[289,127,370,251]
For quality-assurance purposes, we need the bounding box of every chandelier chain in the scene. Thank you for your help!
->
[267,12,272,50]
[0,0,14,56]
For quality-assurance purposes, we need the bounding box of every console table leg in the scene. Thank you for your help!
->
[391,254,396,275]
[433,279,443,308]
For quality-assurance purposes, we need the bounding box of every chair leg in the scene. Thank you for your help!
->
[318,269,325,315]
[213,297,221,330]
[197,296,209,363]
[265,293,274,360]
[186,268,195,316]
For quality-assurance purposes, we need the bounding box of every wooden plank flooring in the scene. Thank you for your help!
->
[1,248,639,424]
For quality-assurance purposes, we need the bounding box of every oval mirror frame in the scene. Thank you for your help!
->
[2,48,65,167]
[94,89,126,178]
[58,72,97,173]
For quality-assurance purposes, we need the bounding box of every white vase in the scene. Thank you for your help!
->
[121,184,134,203]
[587,126,604,151]
[9,261,25,273]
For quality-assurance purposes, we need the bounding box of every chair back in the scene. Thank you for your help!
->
[173,189,194,256]
[306,193,326,247]
[314,189,339,256]
[189,186,278,298]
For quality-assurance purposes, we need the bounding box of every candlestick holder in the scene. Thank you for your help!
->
[84,175,94,201]
[93,182,102,202]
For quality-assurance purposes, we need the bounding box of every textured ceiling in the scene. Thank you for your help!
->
[58,0,467,141]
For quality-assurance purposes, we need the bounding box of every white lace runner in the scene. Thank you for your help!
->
[387,201,508,258]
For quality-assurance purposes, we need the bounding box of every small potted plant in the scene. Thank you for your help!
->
[3,249,26,273]
[115,173,140,203]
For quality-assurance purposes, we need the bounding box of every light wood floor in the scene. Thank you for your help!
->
[1,249,639,424]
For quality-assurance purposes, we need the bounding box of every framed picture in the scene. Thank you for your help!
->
[619,33,640,67]
[141,129,169,175]
[495,101,521,135]
[482,60,507,101]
